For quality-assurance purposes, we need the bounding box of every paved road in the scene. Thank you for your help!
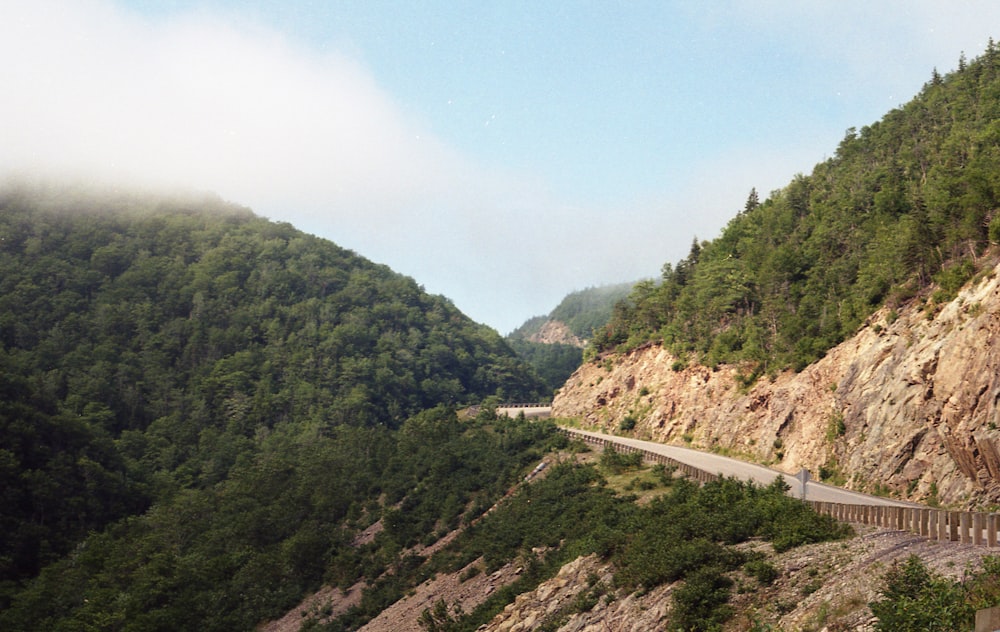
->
[564,428,915,508]
[497,405,552,419]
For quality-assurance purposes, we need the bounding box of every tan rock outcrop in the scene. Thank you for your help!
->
[553,265,1000,508]
[528,320,585,348]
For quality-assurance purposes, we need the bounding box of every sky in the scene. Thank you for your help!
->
[2,2,999,334]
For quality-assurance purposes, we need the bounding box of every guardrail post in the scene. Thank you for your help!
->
[938,510,949,542]
[929,510,939,541]
[990,515,999,548]
[974,513,985,547]
[976,606,1000,632]
[918,508,929,537]
[961,512,972,544]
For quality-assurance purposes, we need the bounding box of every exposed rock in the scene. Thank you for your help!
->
[527,320,585,348]
[478,527,993,632]
[357,558,524,632]
[259,582,364,632]
[554,264,1000,508]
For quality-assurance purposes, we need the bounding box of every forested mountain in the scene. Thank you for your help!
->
[509,283,633,343]
[594,44,1000,377]
[0,182,547,628]
[508,283,633,395]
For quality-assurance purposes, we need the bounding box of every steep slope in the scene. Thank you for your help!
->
[594,44,1000,375]
[508,284,634,395]
[510,283,634,346]
[525,319,584,347]
[556,45,1000,511]
[0,182,548,628]
[554,260,1000,508]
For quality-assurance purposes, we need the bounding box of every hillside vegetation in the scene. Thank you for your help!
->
[508,283,633,395]
[0,183,547,627]
[510,283,633,343]
[595,44,1000,376]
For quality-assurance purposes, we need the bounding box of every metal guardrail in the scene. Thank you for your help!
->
[561,428,719,484]
[560,428,1000,548]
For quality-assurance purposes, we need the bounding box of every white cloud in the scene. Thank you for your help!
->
[4,1,1000,333]
[0,1,474,218]
[0,1,537,327]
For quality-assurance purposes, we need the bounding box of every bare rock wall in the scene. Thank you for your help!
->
[553,266,1000,508]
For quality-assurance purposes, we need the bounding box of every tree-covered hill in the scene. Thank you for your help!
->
[595,44,1000,376]
[0,181,546,621]
[508,283,634,395]
[509,283,634,343]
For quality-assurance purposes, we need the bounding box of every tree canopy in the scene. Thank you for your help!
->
[594,44,1000,374]
[0,182,546,616]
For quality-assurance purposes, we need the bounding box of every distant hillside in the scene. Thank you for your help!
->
[508,283,633,395]
[594,44,1000,377]
[510,283,634,344]
[0,182,547,627]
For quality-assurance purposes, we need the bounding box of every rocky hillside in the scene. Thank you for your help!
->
[525,319,584,347]
[554,260,1000,509]
[509,283,633,345]
[508,284,634,396]
[478,528,990,632]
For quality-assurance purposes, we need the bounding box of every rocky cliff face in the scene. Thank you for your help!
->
[553,264,1000,509]
[527,320,585,347]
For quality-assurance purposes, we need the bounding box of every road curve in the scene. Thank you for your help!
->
[563,428,915,508]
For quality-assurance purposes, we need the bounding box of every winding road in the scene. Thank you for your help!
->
[563,427,916,508]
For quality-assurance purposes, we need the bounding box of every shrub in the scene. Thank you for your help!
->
[670,565,734,631]
[619,415,637,431]
[744,559,779,586]
[869,555,973,632]
[826,412,846,442]
[870,555,1000,632]
[651,463,677,486]
[600,445,642,474]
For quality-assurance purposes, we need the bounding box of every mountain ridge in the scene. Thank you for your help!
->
[0,183,549,628]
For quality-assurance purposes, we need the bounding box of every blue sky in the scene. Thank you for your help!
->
[2,2,999,333]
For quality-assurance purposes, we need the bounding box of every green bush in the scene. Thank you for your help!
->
[651,463,677,486]
[670,565,734,632]
[870,555,1000,632]
[599,445,642,474]
[932,259,975,303]
[744,559,779,586]
[870,555,972,632]
[619,415,637,431]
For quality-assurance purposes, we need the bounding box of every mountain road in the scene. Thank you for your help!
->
[563,427,916,508]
